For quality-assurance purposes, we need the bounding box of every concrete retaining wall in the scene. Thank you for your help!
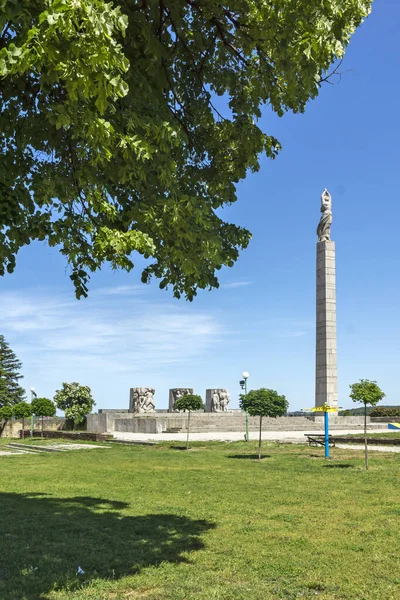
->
[314,416,372,425]
[114,418,164,434]
[0,417,65,439]
[87,412,386,434]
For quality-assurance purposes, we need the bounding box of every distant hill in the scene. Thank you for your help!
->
[339,406,400,416]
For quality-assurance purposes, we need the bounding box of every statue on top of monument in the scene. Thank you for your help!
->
[207,389,230,412]
[317,188,332,242]
[129,387,155,413]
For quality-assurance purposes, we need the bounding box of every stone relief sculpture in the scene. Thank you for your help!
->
[129,387,155,413]
[168,388,193,412]
[211,390,220,412]
[219,390,230,411]
[317,188,332,242]
[205,389,230,412]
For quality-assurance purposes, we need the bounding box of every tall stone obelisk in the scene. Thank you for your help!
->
[315,189,338,410]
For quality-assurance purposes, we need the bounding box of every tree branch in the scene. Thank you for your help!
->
[319,59,345,86]
[162,7,226,122]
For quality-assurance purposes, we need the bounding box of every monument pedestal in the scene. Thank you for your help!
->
[315,240,338,410]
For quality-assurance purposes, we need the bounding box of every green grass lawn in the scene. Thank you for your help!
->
[0,439,399,600]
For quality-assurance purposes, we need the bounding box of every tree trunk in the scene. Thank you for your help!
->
[186,410,191,450]
[22,417,25,439]
[258,416,263,460]
[364,403,368,470]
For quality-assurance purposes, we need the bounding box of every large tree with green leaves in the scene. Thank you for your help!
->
[0,1,371,299]
[0,335,26,408]
[349,379,385,471]
[54,382,95,428]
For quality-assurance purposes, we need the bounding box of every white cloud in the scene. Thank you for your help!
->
[0,289,225,378]
[94,285,147,296]
[275,330,308,338]
[257,317,313,339]
[220,281,253,289]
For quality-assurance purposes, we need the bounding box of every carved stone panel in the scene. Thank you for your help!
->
[129,388,155,413]
[205,389,230,412]
[168,388,193,412]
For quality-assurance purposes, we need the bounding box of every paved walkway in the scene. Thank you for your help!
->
[337,443,400,453]
[52,443,110,450]
[0,443,110,456]
[113,429,375,443]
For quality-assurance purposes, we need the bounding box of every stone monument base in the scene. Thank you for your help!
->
[87,412,385,436]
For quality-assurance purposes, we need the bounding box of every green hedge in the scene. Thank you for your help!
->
[369,407,400,417]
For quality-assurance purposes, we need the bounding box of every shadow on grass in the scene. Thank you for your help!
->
[0,493,215,600]
[227,454,271,460]
[323,463,354,469]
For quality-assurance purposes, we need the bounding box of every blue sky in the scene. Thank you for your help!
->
[1,0,399,412]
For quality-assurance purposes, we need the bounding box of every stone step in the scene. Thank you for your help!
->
[7,443,66,453]
[168,424,384,433]
[109,440,158,446]
[6,445,44,454]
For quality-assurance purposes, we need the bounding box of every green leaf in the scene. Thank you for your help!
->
[0,0,372,299]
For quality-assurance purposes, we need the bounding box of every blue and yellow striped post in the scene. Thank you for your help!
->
[324,407,329,459]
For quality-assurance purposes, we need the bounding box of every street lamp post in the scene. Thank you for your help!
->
[30,387,37,437]
[240,372,250,442]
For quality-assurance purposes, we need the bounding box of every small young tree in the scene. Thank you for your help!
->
[54,382,95,429]
[240,388,288,459]
[0,405,13,437]
[349,379,385,470]
[175,394,203,450]
[0,335,26,408]
[13,401,32,439]
[31,397,56,438]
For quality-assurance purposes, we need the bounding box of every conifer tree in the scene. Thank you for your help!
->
[0,335,26,408]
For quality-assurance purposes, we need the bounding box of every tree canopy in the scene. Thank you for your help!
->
[13,400,32,420]
[349,379,385,407]
[0,0,372,299]
[0,405,13,421]
[31,397,56,418]
[240,388,288,418]
[54,382,95,425]
[175,394,203,413]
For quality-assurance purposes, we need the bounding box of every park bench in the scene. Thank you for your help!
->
[305,434,335,447]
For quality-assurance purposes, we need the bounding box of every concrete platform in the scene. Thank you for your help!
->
[88,412,387,436]
[113,429,377,443]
